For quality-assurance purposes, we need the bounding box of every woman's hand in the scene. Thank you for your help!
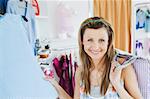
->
[44,76,72,99]
[44,76,59,87]
[109,61,123,87]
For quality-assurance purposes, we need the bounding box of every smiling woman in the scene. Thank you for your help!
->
[45,17,143,99]
[83,28,108,62]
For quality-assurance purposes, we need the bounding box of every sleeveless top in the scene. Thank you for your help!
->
[80,49,137,99]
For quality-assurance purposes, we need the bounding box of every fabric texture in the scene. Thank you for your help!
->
[53,55,74,97]
[0,13,58,99]
[6,0,37,53]
[132,57,150,99]
[0,0,8,14]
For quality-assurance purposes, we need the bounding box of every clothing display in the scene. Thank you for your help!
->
[53,53,78,97]
[145,14,150,32]
[136,9,146,29]
[0,13,58,98]
[6,0,37,54]
[1,1,150,99]
[134,5,150,59]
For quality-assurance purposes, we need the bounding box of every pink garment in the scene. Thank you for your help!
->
[53,55,75,97]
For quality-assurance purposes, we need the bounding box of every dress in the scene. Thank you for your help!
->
[6,0,37,54]
[0,13,57,99]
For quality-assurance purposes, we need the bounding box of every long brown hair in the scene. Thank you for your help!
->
[78,17,115,95]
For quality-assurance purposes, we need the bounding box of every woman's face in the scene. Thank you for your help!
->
[83,27,109,62]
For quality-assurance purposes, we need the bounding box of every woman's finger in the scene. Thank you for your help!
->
[111,61,118,72]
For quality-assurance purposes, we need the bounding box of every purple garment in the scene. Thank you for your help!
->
[53,57,62,78]
[132,58,150,99]
[69,53,74,91]
[53,55,74,97]
[64,55,73,97]
[73,61,78,90]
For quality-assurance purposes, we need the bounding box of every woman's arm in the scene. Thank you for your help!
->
[110,63,143,99]
[45,76,72,99]
[73,66,82,99]
[122,64,143,99]
[45,66,82,99]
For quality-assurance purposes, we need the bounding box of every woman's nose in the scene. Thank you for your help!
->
[92,42,100,49]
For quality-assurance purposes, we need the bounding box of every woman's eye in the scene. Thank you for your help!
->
[99,39,105,42]
[87,39,93,42]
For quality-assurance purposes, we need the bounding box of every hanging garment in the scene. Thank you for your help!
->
[135,40,144,57]
[133,57,150,98]
[0,13,58,98]
[136,9,146,29]
[145,15,150,32]
[69,53,74,91]
[65,55,73,97]
[6,0,37,54]
[0,0,8,14]
[53,57,62,78]
[72,60,78,92]
[59,55,71,96]
[53,54,74,97]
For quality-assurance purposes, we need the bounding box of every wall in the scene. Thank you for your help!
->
[35,0,90,42]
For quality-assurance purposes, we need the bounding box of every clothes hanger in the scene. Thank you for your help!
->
[18,0,28,22]
[22,16,28,22]
[21,0,28,22]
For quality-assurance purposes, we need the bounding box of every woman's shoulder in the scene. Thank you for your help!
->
[114,49,137,68]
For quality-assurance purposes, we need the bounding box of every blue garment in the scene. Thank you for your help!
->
[0,13,58,98]
[6,0,37,54]
[136,9,146,29]
[0,0,8,14]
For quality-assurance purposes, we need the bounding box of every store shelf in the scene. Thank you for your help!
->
[135,29,150,40]
[36,16,49,19]
[132,1,150,61]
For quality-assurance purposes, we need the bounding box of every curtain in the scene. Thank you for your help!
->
[94,0,131,52]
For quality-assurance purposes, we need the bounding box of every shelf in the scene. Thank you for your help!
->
[135,29,150,40]
[35,16,49,19]
[49,38,78,50]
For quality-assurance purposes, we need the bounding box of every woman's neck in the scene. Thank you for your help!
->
[93,56,106,69]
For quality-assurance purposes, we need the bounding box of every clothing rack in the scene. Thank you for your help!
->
[51,46,78,51]
[50,46,79,59]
